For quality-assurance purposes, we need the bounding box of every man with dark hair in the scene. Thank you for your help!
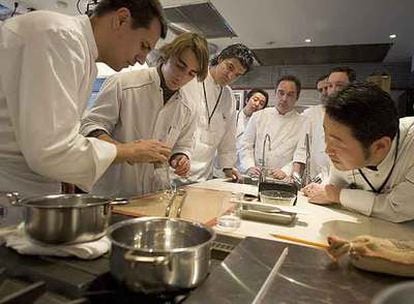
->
[316,74,329,103]
[0,0,167,196]
[303,82,414,223]
[239,75,306,179]
[183,43,254,182]
[327,66,356,96]
[235,88,269,171]
[293,68,356,183]
[80,33,209,196]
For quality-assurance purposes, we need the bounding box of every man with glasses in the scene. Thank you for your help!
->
[293,68,356,183]
[183,43,254,182]
[239,75,305,180]
[80,33,209,197]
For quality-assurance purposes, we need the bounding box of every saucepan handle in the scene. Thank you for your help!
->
[109,197,129,205]
[124,251,168,265]
[0,192,22,206]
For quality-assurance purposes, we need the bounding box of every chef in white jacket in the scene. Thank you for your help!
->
[303,82,414,223]
[293,67,356,182]
[80,33,209,196]
[183,43,255,182]
[235,88,269,171]
[239,75,306,179]
[0,0,169,196]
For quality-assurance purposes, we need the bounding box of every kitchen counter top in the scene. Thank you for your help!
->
[185,237,405,304]
[114,179,414,247]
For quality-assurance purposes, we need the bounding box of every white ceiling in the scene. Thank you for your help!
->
[3,0,414,63]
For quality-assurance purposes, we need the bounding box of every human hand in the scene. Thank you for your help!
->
[117,139,171,164]
[247,166,261,177]
[302,183,340,205]
[270,168,287,180]
[224,167,241,181]
[170,154,190,177]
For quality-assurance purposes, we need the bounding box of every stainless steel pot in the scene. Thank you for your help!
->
[7,193,127,244]
[107,217,216,294]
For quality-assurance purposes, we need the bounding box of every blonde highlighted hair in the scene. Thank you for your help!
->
[159,33,209,81]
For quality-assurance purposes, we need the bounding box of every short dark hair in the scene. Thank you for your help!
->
[325,82,399,149]
[210,43,254,73]
[245,88,269,108]
[276,75,301,98]
[329,66,356,82]
[94,0,167,39]
[316,74,329,86]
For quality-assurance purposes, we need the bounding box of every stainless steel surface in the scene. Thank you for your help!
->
[252,247,289,303]
[372,281,414,304]
[7,194,124,244]
[107,217,216,294]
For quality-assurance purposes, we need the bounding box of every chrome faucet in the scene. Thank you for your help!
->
[259,133,271,183]
[301,133,312,188]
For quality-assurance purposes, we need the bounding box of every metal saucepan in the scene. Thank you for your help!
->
[6,193,128,244]
[107,217,216,294]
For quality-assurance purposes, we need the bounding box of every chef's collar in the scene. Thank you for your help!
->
[157,64,178,104]
[83,15,98,61]
[275,108,296,118]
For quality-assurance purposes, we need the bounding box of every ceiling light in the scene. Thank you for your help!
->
[304,38,312,43]
[389,34,397,39]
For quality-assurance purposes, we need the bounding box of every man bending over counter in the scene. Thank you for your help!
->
[80,33,208,197]
[0,0,168,196]
[303,82,414,223]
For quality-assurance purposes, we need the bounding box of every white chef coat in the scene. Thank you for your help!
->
[328,117,414,223]
[182,71,237,182]
[239,107,306,174]
[80,67,196,197]
[235,109,251,171]
[0,11,116,196]
[293,105,330,180]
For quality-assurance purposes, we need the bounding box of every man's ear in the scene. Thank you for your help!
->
[112,7,131,30]
[370,136,392,156]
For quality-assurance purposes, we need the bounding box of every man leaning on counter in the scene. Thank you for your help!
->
[0,0,169,196]
[303,82,414,223]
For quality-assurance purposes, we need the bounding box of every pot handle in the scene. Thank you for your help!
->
[109,197,129,205]
[1,192,21,206]
[124,251,168,265]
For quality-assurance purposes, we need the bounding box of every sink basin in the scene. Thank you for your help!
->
[224,175,258,185]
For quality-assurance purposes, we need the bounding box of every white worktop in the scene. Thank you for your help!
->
[189,179,414,244]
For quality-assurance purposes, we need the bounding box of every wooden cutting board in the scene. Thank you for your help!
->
[112,187,233,226]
